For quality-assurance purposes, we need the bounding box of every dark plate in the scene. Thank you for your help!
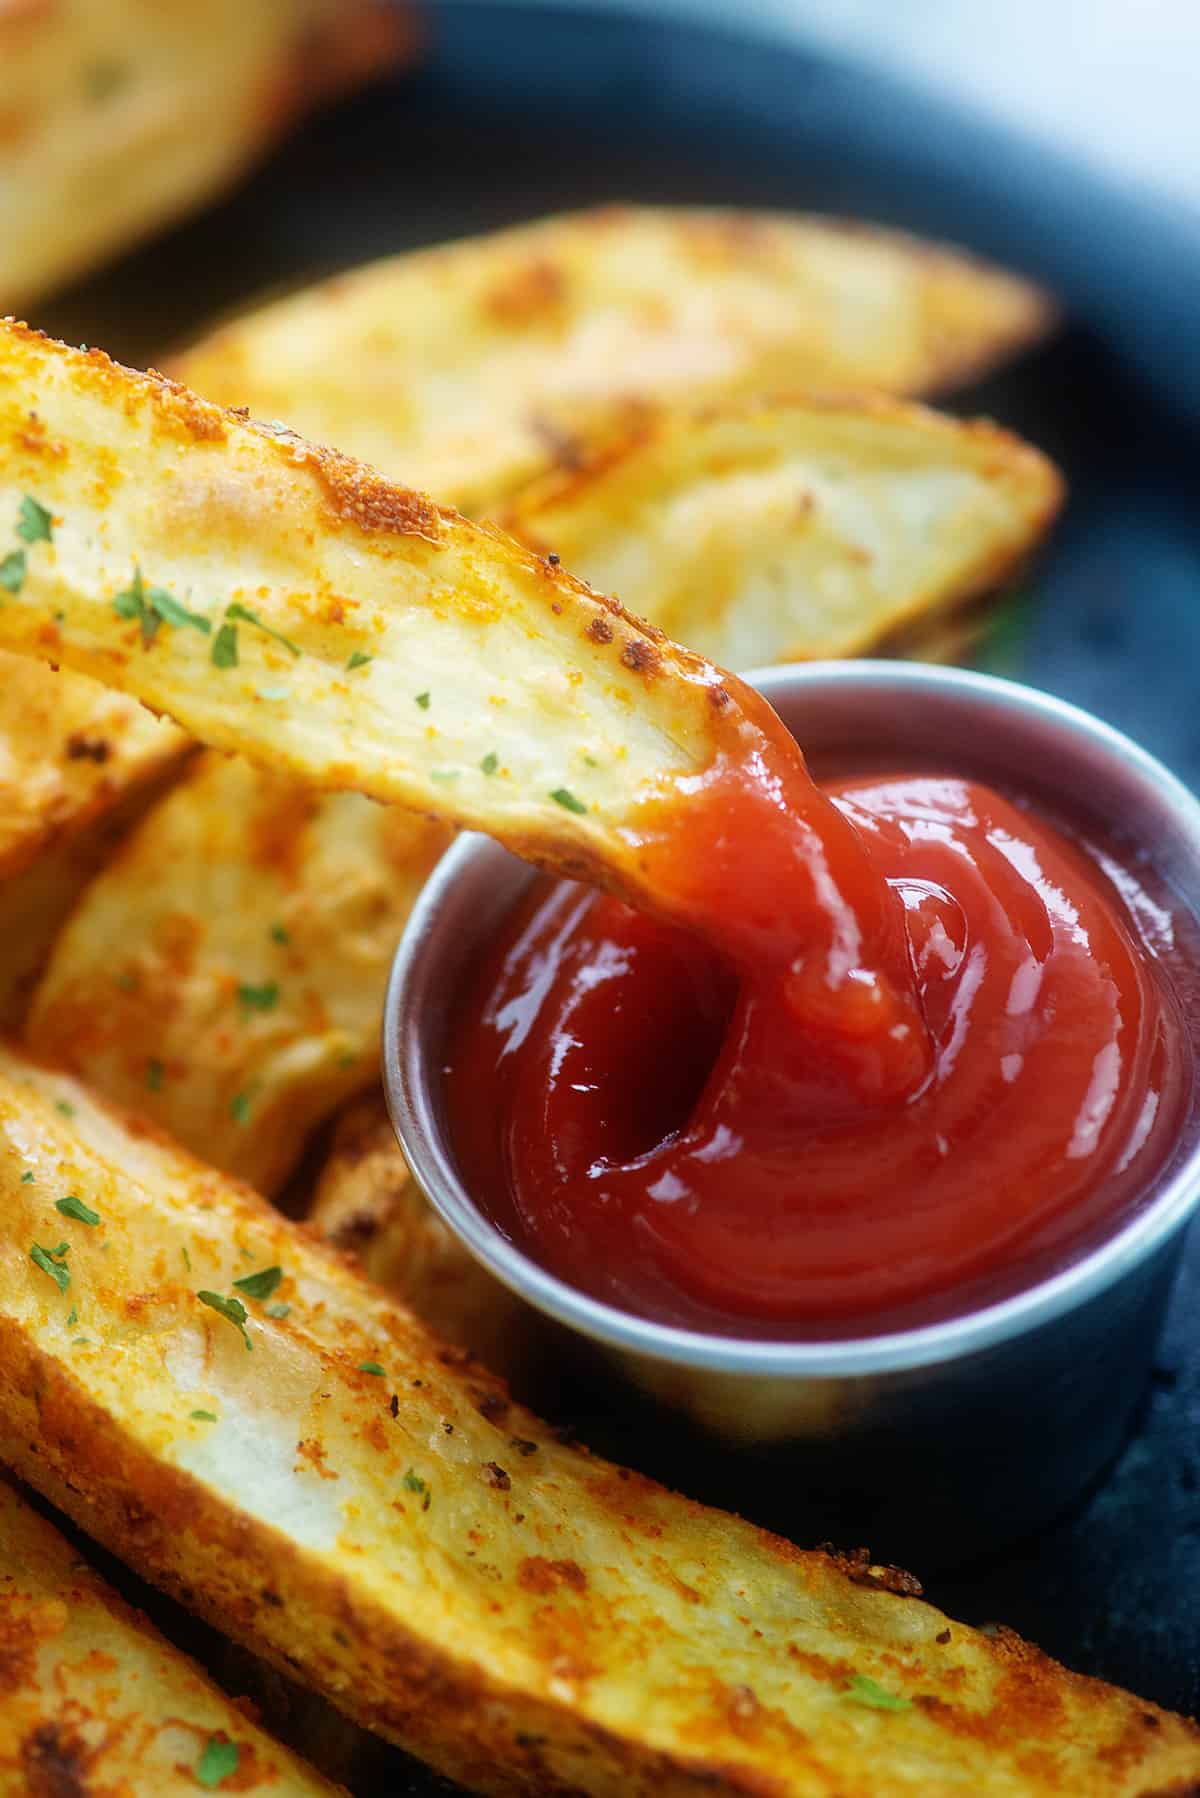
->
[32,2,1200,1786]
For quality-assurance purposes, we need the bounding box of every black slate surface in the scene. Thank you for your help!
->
[29,3,1200,1785]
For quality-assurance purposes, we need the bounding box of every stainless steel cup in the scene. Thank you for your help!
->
[384,662,1200,1557]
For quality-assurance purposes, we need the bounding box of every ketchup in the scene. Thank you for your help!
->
[445,723,1190,1337]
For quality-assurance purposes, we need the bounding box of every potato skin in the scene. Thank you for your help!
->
[0,1046,1196,1798]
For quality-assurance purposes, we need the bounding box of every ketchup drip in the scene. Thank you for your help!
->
[445,707,1189,1337]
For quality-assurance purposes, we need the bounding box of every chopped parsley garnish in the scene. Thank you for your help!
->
[415,691,431,709]
[195,1737,240,1789]
[0,549,25,593]
[430,769,459,783]
[237,981,279,1013]
[181,1246,192,1272]
[66,1307,77,1328]
[197,1290,252,1351]
[844,1674,912,1712]
[72,1337,90,1348]
[480,752,499,775]
[56,1194,99,1227]
[402,1467,432,1510]
[20,1171,33,1184]
[146,1058,164,1092]
[358,1361,386,1376]
[55,1100,75,1118]
[233,1265,283,1303]
[16,495,53,544]
[114,565,210,646]
[265,1301,291,1320]
[224,602,301,657]
[550,787,586,815]
[229,1088,256,1126]
[211,621,239,669]
[346,650,373,671]
[270,921,289,945]
[31,1242,70,1293]
[190,1409,218,1423]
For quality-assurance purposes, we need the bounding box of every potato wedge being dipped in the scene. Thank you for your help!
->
[172,206,1055,514]
[0,1045,1197,1798]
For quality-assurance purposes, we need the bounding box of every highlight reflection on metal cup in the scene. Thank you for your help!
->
[384,662,1200,1558]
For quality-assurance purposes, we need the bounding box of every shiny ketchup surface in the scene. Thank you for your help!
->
[445,709,1189,1338]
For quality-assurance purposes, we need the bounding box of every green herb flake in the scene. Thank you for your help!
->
[55,1100,75,1118]
[550,787,586,815]
[114,566,210,645]
[270,921,289,945]
[229,1089,255,1126]
[233,1265,283,1303]
[430,769,459,783]
[415,691,431,709]
[237,981,279,1013]
[181,1246,192,1273]
[66,1307,77,1328]
[402,1467,432,1509]
[55,1194,99,1227]
[844,1674,912,1713]
[346,650,373,671]
[0,549,25,593]
[480,751,499,775]
[211,621,239,669]
[20,1171,33,1184]
[358,1361,386,1376]
[31,1243,70,1293]
[146,1058,164,1092]
[265,1301,291,1320]
[224,602,300,657]
[72,1337,91,1348]
[16,495,53,544]
[195,1737,241,1790]
[197,1290,252,1351]
[146,584,210,635]
[190,1409,218,1423]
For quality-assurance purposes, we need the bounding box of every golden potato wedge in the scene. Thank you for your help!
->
[172,205,1055,513]
[0,1475,346,1795]
[0,0,413,311]
[0,321,794,924]
[0,1045,1196,1797]
[496,395,1062,667]
[309,1089,527,1376]
[25,753,450,1194]
[0,655,188,1028]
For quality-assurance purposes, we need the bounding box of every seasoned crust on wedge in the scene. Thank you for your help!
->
[0,1046,1196,1797]
[171,205,1055,513]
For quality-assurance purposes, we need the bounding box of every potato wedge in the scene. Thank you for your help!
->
[26,753,450,1194]
[0,1044,1196,1797]
[0,656,188,1028]
[309,1089,527,1375]
[495,396,1062,668]
[0,321,790,920]
[0,1475,345,1794]
[0,0,412,311]
[172,206,1055,513]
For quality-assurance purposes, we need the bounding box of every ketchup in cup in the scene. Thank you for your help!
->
[445,684,1190,1339]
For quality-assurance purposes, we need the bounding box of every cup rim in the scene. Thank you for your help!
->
[384,660,1200,1378]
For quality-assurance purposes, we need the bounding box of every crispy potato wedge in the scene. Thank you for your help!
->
[0,1046,1197,1797]
[0,1475,345,1795]
[26,753,449,1194]
[0,0,412,311]
[0,656,188,1028]
[0,321,787,918]
[309,1089,527,1376]
[172,206,1055,514]
[496,396,1062,668]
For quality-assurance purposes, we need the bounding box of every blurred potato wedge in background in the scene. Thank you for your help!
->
[0,0,414,313]
[0,1046,1198,1798]
[310,1090,528,1376]
[0,1477,346,1795]
[497,395,1063,668]
[27,753,450,1195]
[172,205,1055,514]
[0,659,188,1028]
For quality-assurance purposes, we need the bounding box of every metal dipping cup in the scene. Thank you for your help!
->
[384,662,1200,1558]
